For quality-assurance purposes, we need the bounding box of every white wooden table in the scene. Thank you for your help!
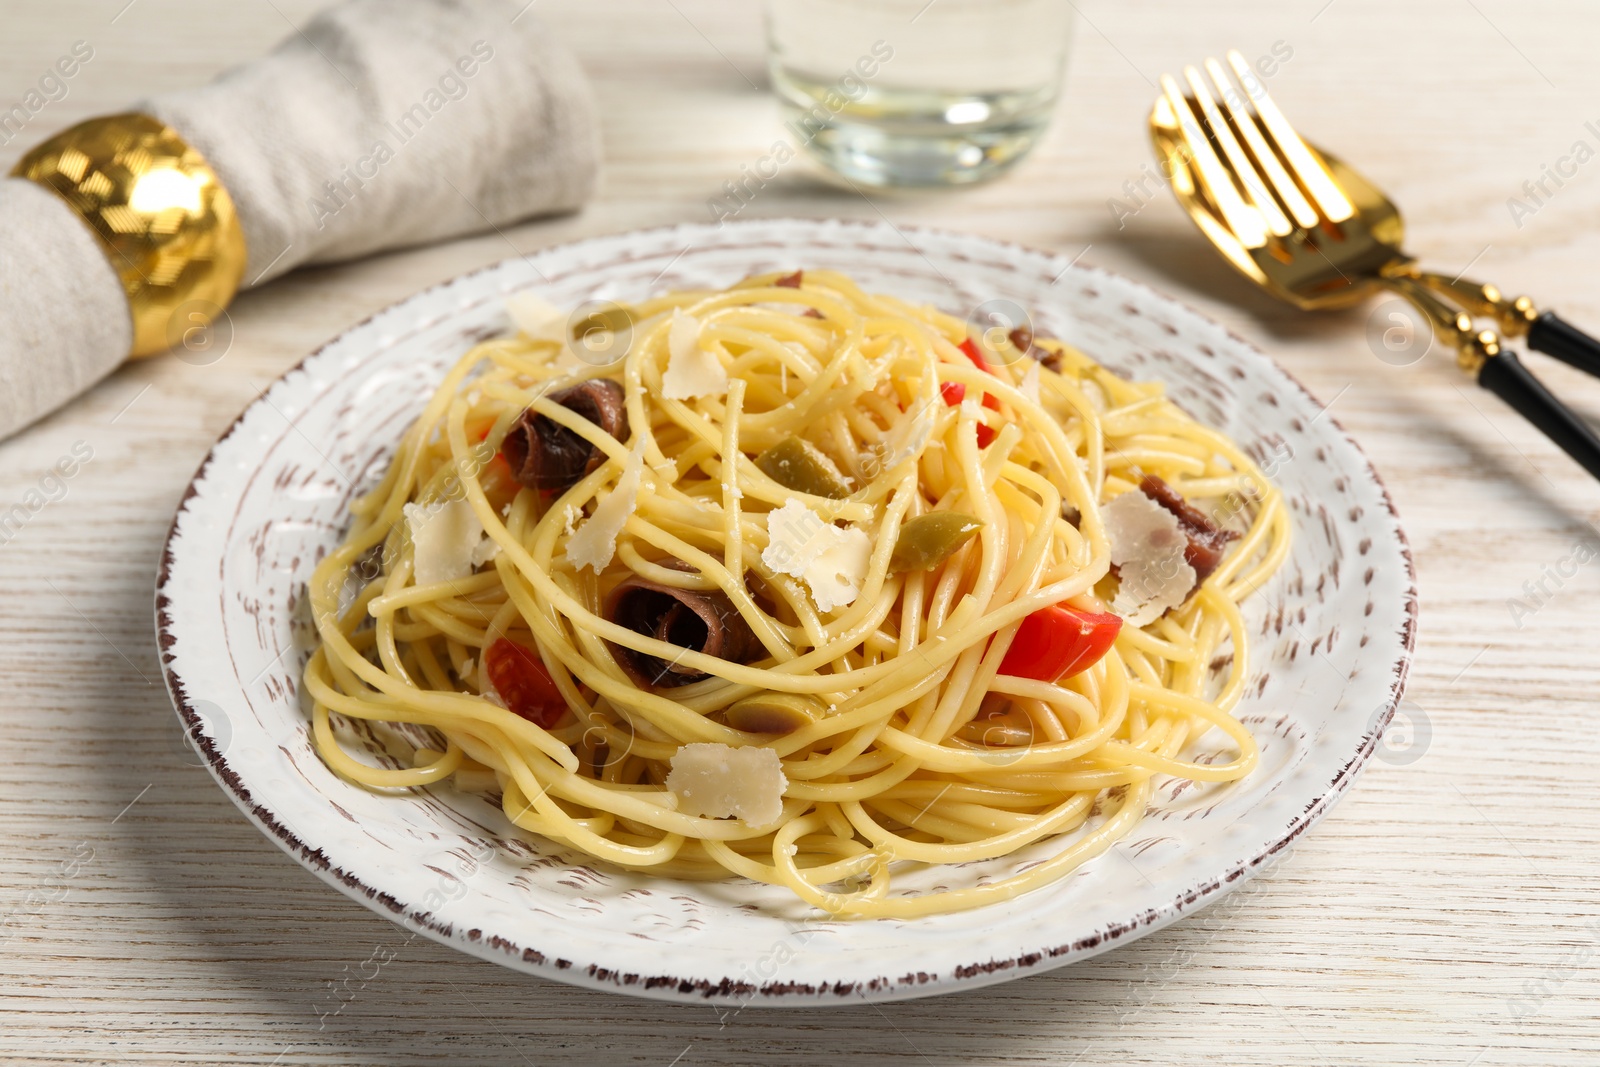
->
[4,1,1599,1063]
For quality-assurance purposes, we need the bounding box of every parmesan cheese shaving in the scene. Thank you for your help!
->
[469,536,501,568]
[504,292,566,341]
[762,499,827,578]
[662,310,728,399]
[761,499,871,612]
[566,446,645,573]
[1103,489,1196,627]
[666,743,787,825]
[405,499,487,587]
[804,526,871,612]
[874,396,933,474]
[1080,377,1109,412]
[1019,360,1041,405]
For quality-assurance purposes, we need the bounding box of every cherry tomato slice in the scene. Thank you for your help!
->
[956,338,1002,440]
[958,337,989,372]
[998,606,1122,682]
[484,637,568,728]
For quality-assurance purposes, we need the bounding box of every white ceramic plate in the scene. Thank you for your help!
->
[156,218,1416,1005]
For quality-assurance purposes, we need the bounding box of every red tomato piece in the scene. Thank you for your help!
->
[955,338,1003,413]
[483,637,568,728]
[958,337,990,372]
[940,381,997,446]
[477,450,518,509]
[998,606,1122,682]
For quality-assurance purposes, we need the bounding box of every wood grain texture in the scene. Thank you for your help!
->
[2,0,1599,1063]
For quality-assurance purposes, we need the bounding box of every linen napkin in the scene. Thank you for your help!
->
[0,0,600,439]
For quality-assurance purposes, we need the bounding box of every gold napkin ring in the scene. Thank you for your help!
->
[11,113,248,359]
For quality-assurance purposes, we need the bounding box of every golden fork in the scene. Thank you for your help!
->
[1150,51,1600,480]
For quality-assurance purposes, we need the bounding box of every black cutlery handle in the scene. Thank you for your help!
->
[1526,311,1600,380]
[1478,350,1600,480]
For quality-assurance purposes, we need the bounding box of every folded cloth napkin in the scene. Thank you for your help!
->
[0,0,599,439]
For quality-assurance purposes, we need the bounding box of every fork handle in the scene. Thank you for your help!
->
[1478,350,1600,481]
[1527,311,1600,380]
[1411,273,1600,381]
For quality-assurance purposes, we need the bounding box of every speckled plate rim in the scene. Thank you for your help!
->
[156,218,1418,1005]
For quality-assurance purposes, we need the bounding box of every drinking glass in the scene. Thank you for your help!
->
[764,0,1074,187]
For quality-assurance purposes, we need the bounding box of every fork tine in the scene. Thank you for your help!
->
[1204,57,1320,231]
[1225,50,1353,223]
[1182,64,1292,238]
[1159,73,1268,249]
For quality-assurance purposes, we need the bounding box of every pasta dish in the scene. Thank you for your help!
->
[303,269,1289,918]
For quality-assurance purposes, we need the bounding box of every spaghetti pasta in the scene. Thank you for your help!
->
[303,270,1291,918]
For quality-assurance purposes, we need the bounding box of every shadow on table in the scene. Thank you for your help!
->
[1088,220,1373,342]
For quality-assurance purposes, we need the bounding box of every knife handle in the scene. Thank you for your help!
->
[1526,311,1600,380]
[1478,350,1600,481]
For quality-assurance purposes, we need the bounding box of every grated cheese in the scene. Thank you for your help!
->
[566,445,645,573]
[661,310,728,399]
[666,742,787,825]
[405,499,486,587]
[1103,488,1196,627]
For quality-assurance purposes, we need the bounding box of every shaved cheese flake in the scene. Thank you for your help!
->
[662,310,728,399]
[566,446,645,573]
[874,399,934,474]
[1080,377,1109,412]
[762,499,831,578]
[1103,489,1196,627]
[1019,360,1041,405]
[761,499,870,612]
[505,292,566,341]
[666,743,787,825]
[405,499,486,587]
[469,536,501,568]
[803,526,871,612]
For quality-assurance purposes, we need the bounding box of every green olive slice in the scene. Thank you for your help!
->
[753,436,851,499]
[890,512,983,572]
[725,693,824,735]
